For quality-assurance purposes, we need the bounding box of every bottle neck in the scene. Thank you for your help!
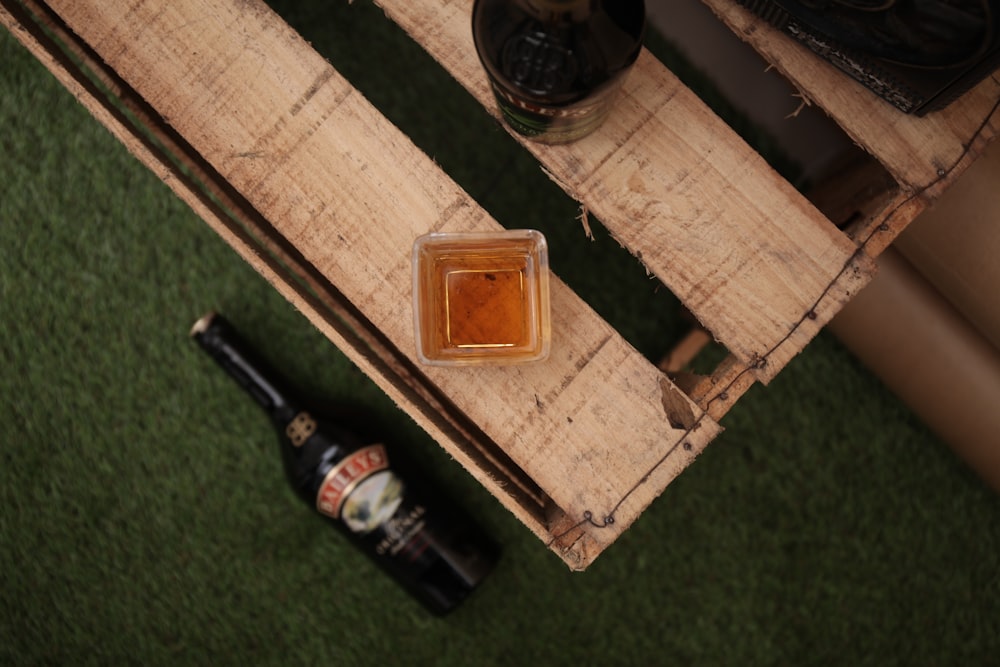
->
[191,312,301,424]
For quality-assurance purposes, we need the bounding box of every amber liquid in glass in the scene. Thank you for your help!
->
[414,232,549,365]
[445,263,529,348]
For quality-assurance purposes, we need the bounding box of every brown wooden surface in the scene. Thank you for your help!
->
[701,0,1000,195]
[11,0,991,568]
[7,0,729,568]
[373,0,875,384]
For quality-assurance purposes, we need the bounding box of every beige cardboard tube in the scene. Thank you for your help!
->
[829,248,1000,492]
[894,140,1000,352]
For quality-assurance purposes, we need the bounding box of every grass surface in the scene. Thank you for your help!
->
[2,2,999,665]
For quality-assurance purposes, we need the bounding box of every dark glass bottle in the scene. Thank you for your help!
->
[472,0,646,143]
[190,312,499,615]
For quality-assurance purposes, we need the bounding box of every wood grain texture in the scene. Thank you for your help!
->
[5,0,562,548]
[701,0,1000,193]
[372,0,875,384]
[34,0,722,568]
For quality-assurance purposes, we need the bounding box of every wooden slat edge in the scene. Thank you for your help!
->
[37,0,726,568]
[0,0,560,552]
[701,0,1000,193]
[372,0,873,384]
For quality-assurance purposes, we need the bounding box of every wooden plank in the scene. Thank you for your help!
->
[701,0,1000,194]
[371,0,875,384]
[32,0,723,569]
[0,0,556,546]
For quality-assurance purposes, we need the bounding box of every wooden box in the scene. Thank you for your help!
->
[4,0,997,569]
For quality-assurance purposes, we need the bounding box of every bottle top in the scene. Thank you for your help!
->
[190,311,300,421]
[189,311,216,338]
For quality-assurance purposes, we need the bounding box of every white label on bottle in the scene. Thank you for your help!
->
[315,445,404,535]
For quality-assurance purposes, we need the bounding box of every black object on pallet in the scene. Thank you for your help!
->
[735,0,1000,115]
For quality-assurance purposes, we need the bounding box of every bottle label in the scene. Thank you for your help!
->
[316,444,407,536]
[502,31,578,95]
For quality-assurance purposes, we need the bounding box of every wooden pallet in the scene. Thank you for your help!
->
[4,0,997,569]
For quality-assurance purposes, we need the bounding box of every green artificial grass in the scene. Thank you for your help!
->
[2,2,999,665]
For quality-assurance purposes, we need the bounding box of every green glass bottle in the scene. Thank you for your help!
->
[472,0,646,144]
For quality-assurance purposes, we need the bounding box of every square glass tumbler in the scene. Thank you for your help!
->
[412,230,551,366]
